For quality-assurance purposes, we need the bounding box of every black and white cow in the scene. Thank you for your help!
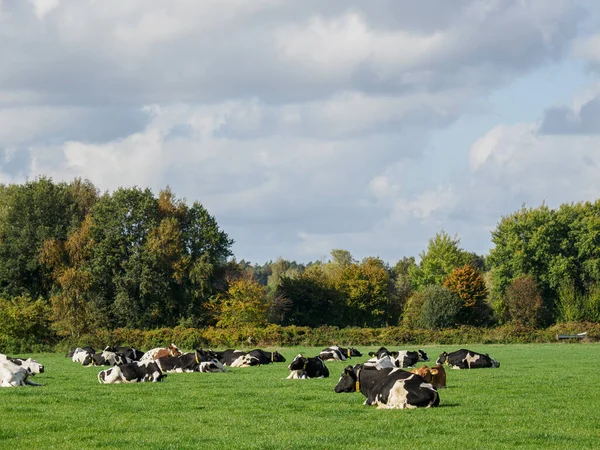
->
[319,346,362,361]
[247,349,286,365]
[104,346,144,362]
[334,365,439,409]
[367,347,398,359]
[436,349,500,369]
[71,347,95,366]
[216,349,285,367]
[363,355,396,370]
[216,349,253,367]
[98,361,166,384]
[286,354,329,379]
[89,349,131,366]
[156,350,226,373]
[0,357,45,387]
[66,346,95,357]
[394,350,429,368]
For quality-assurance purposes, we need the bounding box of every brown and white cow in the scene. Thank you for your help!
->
[411,364,446,389]
[140,344,182,361]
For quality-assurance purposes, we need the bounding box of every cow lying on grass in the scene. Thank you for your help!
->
[156,350,226,373]
[0,355,45,388]
[98,361,166,384]
[364,349,429,369]
[411,364,447,390]
[334,365,439,409]
[216,349,286,367]
[436,349,500,369]
[319,346,362,361]
[140,344,182,361]
[286,354,329,379]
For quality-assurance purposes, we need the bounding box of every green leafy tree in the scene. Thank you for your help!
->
[210,276,269,328]
[410,231,472,290]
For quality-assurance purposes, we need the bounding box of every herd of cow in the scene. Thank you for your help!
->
[0,343,500,410]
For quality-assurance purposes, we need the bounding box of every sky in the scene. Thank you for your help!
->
[1,0,600,264]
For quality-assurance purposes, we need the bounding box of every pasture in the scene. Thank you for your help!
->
[1,344,600,449]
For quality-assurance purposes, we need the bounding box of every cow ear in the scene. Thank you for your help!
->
[430,369,438,375]
[368,352,376,357]
[390,351,399,358]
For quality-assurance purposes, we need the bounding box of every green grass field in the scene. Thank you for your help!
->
[1,344,600,449]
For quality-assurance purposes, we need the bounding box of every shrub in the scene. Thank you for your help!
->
[0,295,52,344]
[504,275,544,327]
[418,285,463,329]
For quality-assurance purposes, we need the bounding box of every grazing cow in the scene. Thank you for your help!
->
[436,349,500,369]
[367,347,398,359]
[98,361,166,384]
[394,349,429,368]
[140,344,182,361]
[286,354,329,379]
[319,346,362,361]
[334,365,439,409]
[0,358,44,387]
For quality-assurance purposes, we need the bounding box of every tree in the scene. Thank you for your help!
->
[410,231,472,290]
[504,275,544,327]
[0,177,76,299]
[210,277,269,328]
[443,265,489,325]
[403,285,462,329]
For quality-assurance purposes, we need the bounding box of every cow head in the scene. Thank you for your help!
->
[271,351,286,363]
[168,344,182,357]
[411,366,433,383]
[288,354,308,371]
[368,347,390,358]
[144,362,167,382]
[82,353,95,366]
[488,355,500,368]
[348,347,362,357]
[436,352,448,365]
[418,349,429,361]
[334,366,358,393]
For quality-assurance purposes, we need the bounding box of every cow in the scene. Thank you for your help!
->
[90,350,130,367]
[394,349,429,368]
[247,349,286,365]
[286,354,329,379]
[319,346,362,361]
[66,346,95,357]
[98,361,166,384]
[140,343,182,361]
[103,346,144,362]
[363,355,396,370]
[216,349,285,367]
[367,347,398,359]
[71,348,95,366]
[436,349,500,369]
[215,349,251,367]
[0,358,44,387]
[334,365,439,409]
[156,350,226,373]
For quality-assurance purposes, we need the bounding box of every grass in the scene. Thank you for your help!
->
[1,344,600,449]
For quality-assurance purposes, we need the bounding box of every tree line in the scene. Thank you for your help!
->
[1,178,599,346]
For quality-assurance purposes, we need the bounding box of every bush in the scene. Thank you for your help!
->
[504,275,544,327]
[0,295,53,344]
[418,285,463,329]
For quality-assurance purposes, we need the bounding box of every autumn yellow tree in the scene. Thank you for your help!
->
[211,276,269,328]
[443,264,488,325]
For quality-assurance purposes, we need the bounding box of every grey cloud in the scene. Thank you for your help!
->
[540,95,600,134]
